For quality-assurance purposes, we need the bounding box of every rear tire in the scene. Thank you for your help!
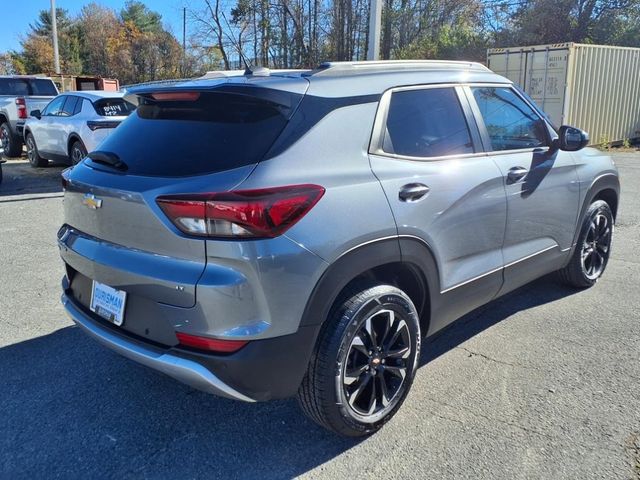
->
[557,200,613,288]
[298,284,421,437]
[1,122,22,158]
[69,140,87,165]
[26,133,47,168]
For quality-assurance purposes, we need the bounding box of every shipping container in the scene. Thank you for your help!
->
[40,74,120,93]
[487,43,640,145]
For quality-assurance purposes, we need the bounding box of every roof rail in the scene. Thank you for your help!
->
[307,60,490,76]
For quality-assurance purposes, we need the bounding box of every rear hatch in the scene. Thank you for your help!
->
[60,79,307,321]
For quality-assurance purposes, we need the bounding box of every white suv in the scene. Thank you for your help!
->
[23,91,135,167]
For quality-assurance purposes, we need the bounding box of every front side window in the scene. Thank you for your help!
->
[42,96,65,116]
[471,87,548,151]
[383,87,474,158]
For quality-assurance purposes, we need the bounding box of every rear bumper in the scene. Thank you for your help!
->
[62,291,256,402]
[61,286,320,401]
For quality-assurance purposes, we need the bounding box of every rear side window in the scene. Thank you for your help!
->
[94,90,295,176]
[0,78,57,96]
[383,87,474,158]
[471,87,548,151]
[61,96,79,116]
[93,98,136,117]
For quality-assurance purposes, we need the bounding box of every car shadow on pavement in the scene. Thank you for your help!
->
[0,160,66,198]
[0,276,577,479]
[421,275,579,366]
[0,326,363,479]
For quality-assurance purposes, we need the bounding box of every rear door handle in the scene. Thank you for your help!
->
[399,183,430,202]
[507,166,528,183]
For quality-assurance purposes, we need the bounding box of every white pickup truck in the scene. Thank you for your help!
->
[0,76,58,181]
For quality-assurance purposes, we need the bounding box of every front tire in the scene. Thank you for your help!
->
[298,284,421,437]
[557,200,614,288]
[1,122,22,158]
[26,133,47,168]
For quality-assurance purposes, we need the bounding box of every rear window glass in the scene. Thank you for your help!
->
[93,90,294,176]
[0,78,58,96]
[93,98,137,117]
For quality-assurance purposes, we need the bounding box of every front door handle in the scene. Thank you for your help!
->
[507,166,528,183]
[399,183,430,202]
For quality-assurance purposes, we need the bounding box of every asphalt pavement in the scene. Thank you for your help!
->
[0,154,638,479]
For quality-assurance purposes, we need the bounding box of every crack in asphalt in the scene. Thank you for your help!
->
[456,346,539,371]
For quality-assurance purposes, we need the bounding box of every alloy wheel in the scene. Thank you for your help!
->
[0,125,9,154]
[342,308,412,419]
[581,212,611,280]
[26,136,36,164]
[72,145,85,164]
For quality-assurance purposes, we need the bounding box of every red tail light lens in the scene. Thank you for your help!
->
[176,332,248,353]
[157,184,325,239]
[16,98,27,119]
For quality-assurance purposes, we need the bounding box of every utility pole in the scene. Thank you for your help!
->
[182,7,187,75]
[367,0,382,60]
[51,0,60,74]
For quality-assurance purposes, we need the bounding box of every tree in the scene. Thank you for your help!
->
[0,52,23,75]
[78,3,121,77]
[120,0,163,34]
[22,8,82,74]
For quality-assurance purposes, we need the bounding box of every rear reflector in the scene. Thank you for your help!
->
[157,184,325,239]
[176,332,248,353]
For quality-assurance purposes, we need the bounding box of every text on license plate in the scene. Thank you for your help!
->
[90,281,127,326]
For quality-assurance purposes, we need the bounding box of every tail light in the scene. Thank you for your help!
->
[176,332,248,353]
[16,98,27,119]
[87,120,121,131]
[156,184,325,239]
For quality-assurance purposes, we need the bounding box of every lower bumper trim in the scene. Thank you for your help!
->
[61,293,255,403]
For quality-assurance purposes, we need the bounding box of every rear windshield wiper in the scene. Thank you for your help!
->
[87,151,128,171]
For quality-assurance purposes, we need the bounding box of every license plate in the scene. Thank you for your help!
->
[90,281,127,326]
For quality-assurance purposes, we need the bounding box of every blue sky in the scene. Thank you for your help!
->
[0,0,190,52]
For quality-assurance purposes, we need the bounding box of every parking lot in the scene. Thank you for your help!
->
[0,153,639,479]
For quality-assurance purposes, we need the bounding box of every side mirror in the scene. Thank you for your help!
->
[557,125,589,151]
[30,109,42,119]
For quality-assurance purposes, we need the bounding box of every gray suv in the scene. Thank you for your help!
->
[58,61,619,436]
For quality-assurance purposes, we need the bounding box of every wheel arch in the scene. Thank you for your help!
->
[569,173,620,256]
[300,237,439,336]
[67,133,85,156]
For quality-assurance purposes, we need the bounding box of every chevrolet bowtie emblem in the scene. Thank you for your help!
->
[82,193,103,209]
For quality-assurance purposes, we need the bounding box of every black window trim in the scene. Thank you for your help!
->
[462,83,557,155]
[369,83,485,162]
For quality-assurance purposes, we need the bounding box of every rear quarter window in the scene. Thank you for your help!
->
[92,89,297,177]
